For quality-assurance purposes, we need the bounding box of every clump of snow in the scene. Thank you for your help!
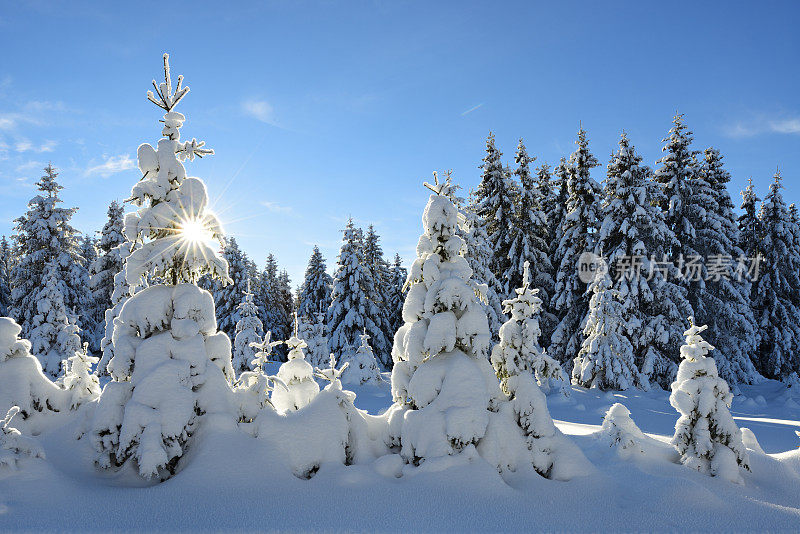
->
[0,317,68,433]
[740,427,765,454]
[670,318,750,484]
[0,406,45,470]
[599,403,647,458]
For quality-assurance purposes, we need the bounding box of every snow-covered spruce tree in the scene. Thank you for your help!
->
[550,128,600,368]
[0,236,11,317]
[738,178,761,259]
[234,331,282,422]
[296,246,332,322]
[507,140,556,338]
[386,173,503,464]
[751,172,800,380]
[0,317,68,430]
[0,406,46,470]
[232,280,264,376]
[459,194,505,340]
[326,219,388,370]
[572,273,644,390]
[474,132,518,297]
[595,133,691,388]
[298,312,328,369]
[385,253,408,337]
[212,237,248,340]
[599,403,648,458]
[492,261,566,395]
[343,332,383,386]
[10,164,89,339]
[89,200,127,350]
[61,342,100,409]
[363,225,394,367]
[271,316,320,412]
[547,158,570,269]
[89,54,235,480]
[670,319,749,483]
[691,148,759,386]
[653,113,699,260]
[27,262,83,379]
[388,175,584,478]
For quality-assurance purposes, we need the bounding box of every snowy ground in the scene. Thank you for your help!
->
[1,376,799,532]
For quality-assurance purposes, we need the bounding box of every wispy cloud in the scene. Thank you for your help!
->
[723,115,800,138]
[461,103,484,116]
[85,154,135,177]
[242,99,276,124]
[260,200,293,214]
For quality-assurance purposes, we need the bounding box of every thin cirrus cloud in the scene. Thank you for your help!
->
[242,99,277,125]
[723,116,800,138]
[85,154,135,177]
[14,139,56,153]
[260,200,293,214]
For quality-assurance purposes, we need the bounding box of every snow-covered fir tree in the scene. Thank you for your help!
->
[387,174,584,478]
[213,237,249,340]
[326,219,388,369]
[751,172,800,380]
[257,254,292,358]
[0,236,11,317]
[653,113,699,260]
[362,225,394,367]
[10,164,89,339]
[572,273,643,390]
[460,194,505,340]
[385,253,408,337]
[550,127,600,368]
[490,261,569,475]
[88,201,127,351]
[61,342,100,409]
[234,330,282,422]
[507,139,556,339]
[594,133,691,388]
[27,262,83,379]
[474,132,518,297]
[691,147,759,386]
[738,178,761,259]
[343,332,383,386]
[232,280,264,376]
[89,54,234,480]
[547,158,570,272]
[670,319,749,484]
[387,172,503,463]
[271,316,320,412]
[298,312,328,369]
[296,246,332,321]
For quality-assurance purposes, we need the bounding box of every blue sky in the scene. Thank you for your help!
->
[1,1,798,286]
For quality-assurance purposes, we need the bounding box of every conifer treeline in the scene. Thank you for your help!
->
[2,112,798,387]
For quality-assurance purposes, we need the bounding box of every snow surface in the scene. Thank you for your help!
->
[1,367,800,531]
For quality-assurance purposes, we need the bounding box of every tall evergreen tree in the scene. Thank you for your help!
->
[297,246,332,321]
[88,200,127,351]
[595,133,691,387]
[362,225,394,367]
[738,178,761,259]
[213,237,248,340]
[0,236,11,317]
[653,113,699,260]
[385,253,408,339]
[692,148,759,385]
[232,280,264,376]
[257,253,280,337]
[474,132,518,297]
[276,269,295,340]
[326,219,388,365]
[548,158,570,262]
[460,195,505,340]
[751,172,800,380]
[10,164,89,339]
[550,127,600,367]
[507,139,556,339]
